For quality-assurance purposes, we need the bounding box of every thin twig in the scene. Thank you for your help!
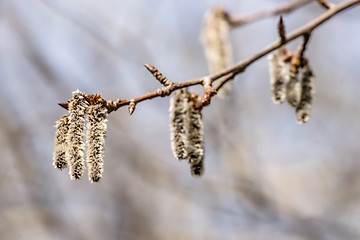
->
[317,0,335,9]
[228,0,314,26]
[59,0,360,113]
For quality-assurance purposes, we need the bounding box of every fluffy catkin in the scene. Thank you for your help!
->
[268,53,289,104]
[67,90,88,180]
[201,7,233,96]
[187,101,204,176]
[296,66,315,124]
[286,71,302,107]
[53,115,69,170]
[86,104,108,182]
[190,161,204,177]
[169,88,189,160]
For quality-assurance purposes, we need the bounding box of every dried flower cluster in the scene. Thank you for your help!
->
[201,7,233,95]
[53,90,108,182]
[169,90,204,177]
[268,47,315,124]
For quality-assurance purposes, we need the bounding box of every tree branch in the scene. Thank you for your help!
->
[208,0,360,89]
[228,0,314,26]
[59,0,360,113]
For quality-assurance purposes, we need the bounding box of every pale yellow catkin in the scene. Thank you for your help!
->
[66,90,88,180]
[169,88,189,160]
[86,104,108,182]
[268,53,290,104]
[187,101,204,177]
[201,7,233,96]
[53,115,69,170]
[296,66,315,124]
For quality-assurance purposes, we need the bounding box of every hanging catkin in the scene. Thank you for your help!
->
[53,115,69,170]
[268,52,290,104]
[190,161,204,177]
[201,7,233,95]
[86,104,108,182]
[296,66,315,124]
[66,90,88,180]
[187,100,204,177]
[169,88,189,160]
[286,71,302,107]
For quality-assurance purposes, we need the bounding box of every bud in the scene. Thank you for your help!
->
[201,7,233,96]
[296,66,315,124]
[169,88,189,160]
[268,52,290,104]
[66,90,88,180]
[86,104,108,182]
[187,100,204,167]
[53,115,69,170]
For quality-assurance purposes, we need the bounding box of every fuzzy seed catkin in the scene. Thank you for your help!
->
[53,115,69,170]
[86,104,108,182]
[201,7,233,96]
[67,90,88,180]
[169,88,189,160]
[286,71,302,107]
[296,66,315,124]
[268,53,289,104]
[187,100,204,174]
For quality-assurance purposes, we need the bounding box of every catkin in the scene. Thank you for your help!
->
[286,71,302,107]
[201,7,233,95]
[169,88,189,160]
[268,53,290,104]
[53,115,69,170]
[187,100,204,176]
[86,104,108,182]
[67,90,88,180]
[190,161,204,177]
[296,66,315,124]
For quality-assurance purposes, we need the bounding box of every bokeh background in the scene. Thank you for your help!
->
[1,0,360,239]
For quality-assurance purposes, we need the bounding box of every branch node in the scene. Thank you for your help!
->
[201,77,218,106]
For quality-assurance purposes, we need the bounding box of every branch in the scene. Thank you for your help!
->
[228,0,314,26]
[317,0,335,9]
[59,0,360,113]
[208,0,360,89]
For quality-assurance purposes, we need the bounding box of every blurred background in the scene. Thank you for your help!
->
[1,0,360,239]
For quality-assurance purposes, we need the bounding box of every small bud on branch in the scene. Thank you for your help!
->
[278,16,287,44]
[128,100,136,115]
[144,64,173,87]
